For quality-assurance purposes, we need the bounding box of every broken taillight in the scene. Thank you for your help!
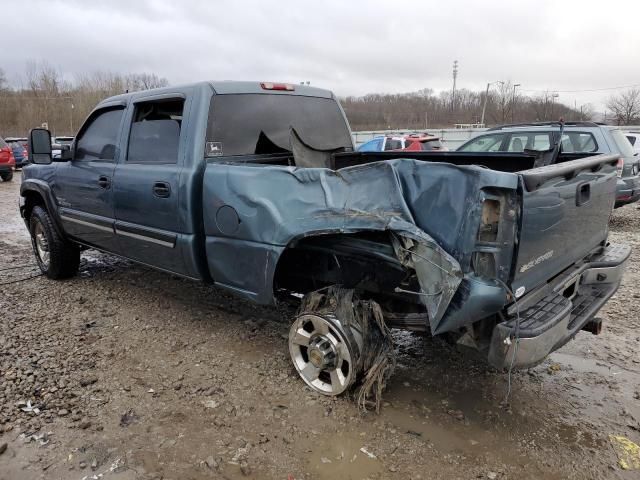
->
[260,82,295,91]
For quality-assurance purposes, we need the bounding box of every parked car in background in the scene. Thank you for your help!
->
[357,133,447,152]
[52,136,74,159]
[0,136,16,181]
[625,132,640,155]
[457,122,640,207]
[5,137,29,168]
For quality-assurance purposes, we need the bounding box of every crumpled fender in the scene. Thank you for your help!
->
[203,158,517,332]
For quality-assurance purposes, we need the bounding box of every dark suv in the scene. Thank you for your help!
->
[457,122,640,207]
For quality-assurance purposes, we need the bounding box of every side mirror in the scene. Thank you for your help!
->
[28,128,52,165]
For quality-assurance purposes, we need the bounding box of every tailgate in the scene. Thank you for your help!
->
[512,154,619,295]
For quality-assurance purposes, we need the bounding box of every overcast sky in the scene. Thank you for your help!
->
[3,0,640,111]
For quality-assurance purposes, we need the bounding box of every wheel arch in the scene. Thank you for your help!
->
[271,228,413,304]
[20,180,65,238]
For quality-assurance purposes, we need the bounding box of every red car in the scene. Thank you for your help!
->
[0,136,16,182]
[401,134,448,151]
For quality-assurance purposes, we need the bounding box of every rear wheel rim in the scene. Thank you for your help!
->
[288,314,358,396]
[33,221,50,269]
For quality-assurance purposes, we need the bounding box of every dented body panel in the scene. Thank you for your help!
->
[203,158,518,333]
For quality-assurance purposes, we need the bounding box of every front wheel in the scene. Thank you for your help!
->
[0,171,13,182]
[29,206,80,279]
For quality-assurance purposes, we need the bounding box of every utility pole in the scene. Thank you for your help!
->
[511,83,521,122]
[551,92,559,119]
[451,60,458,112]
[480,81,503,127]
[480,83,490,127]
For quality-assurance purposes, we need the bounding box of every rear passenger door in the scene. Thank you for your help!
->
[112,93,192,276]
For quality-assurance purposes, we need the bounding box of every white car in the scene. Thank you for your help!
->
[625,132,640,155]
[51,136,74,159]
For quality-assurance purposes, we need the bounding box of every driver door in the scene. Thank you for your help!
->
[53,104,126,252]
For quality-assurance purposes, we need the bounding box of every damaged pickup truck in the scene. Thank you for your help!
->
[21,81,630,399]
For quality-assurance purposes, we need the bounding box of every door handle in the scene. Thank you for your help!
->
[98,175,111,189]
[153,182,171,198]
[576,181,591,206]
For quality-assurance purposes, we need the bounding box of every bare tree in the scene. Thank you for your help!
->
[606,88,640,125]
[0,68,7,91]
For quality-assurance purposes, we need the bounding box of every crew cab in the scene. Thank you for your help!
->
[20,81,630,397]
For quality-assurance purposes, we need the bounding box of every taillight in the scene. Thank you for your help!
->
[616,158,624,178]
[260,82,295,91]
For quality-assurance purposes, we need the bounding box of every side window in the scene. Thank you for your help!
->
[75,108,125,161]
[560,132,597,153]
[627,135,636,146]
[358,138,382,152]
[459,133,505,152]
[127,98,185,164]
[507,134,528,152]
[384,139,403,151]
[531,134,551,150]
[507,133,551,151]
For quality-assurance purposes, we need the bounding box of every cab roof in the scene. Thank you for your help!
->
[97,80,334,108]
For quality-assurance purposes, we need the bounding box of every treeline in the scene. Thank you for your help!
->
[0,64,597,136]
[0,63,168,137]
[342,82,593,131]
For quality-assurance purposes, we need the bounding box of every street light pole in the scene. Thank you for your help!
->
[511,83,521,122]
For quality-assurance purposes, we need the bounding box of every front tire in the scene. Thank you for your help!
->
[29,206,80,279]
[0,171,13,182]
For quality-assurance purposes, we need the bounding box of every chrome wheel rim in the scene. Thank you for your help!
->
[289,314,359,396]
[33,221,50,269]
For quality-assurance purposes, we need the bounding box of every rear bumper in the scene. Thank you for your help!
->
[488,243,630,369]
[0,164,14,173]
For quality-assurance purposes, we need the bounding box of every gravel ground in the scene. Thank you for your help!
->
[0,174,639,480]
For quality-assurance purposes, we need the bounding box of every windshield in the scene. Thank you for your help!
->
[609,129,635,159]
[207,94,353,157]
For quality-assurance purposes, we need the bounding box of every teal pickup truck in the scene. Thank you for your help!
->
[20,81,629,397]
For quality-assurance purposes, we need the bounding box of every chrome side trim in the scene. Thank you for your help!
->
[115,228,175,248]
[60,214,113,233]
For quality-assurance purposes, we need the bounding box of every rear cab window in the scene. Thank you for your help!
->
[206,94,352,158]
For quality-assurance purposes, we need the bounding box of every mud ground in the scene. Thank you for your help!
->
[0,174,639,480]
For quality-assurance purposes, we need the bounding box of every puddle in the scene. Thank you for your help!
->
[301,432,384,480]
